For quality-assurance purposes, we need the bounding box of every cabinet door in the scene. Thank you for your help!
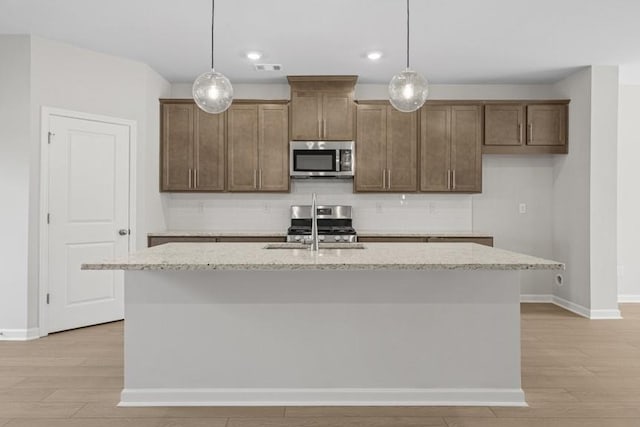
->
[420,106,450,192]
[450,105,482,193]
[527,104,567,146]
[387,108,418,192]
[355,105,387,192]
[323,92,354,140]
[258,104,289,192]
[484,104,524,146]
[290,91,321,140]
[227,105,259,191]
[161,103,194,191]
[194,109,225,191]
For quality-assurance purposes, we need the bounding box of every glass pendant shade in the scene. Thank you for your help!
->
[192,69,233,114]
[388,68,429,113]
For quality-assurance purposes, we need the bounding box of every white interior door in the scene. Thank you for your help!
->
[47,114,130,333]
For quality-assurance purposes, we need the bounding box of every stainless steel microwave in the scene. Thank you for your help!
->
[290,141,355,178]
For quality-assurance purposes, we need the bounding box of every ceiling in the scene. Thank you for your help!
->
[2,0,640,85]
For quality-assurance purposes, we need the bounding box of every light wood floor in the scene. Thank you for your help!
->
[1,303,639,427]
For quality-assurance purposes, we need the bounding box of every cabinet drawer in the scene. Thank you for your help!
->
[427,237,494,247]
[358,236,427,243]
[216,236,286,243]
[147,236,217,247]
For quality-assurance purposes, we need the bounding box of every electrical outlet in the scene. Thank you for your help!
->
[555,274,564,286]
[263,203,271,212]
[519,203,527,214]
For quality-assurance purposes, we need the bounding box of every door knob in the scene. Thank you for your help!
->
[118,229,130,236]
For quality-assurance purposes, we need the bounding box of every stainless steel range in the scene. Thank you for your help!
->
[286,205,357,243]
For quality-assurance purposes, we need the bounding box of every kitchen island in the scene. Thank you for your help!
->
[84,242,563,407]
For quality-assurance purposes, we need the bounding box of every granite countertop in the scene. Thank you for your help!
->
[147,230,492,238]
[83,242,564,271]
[148,231,287,237]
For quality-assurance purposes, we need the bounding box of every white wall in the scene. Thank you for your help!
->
[588,67,619,312]
[552,66,620,317]
[552,68,592,310]
[0,36,31,333]
[473,156,555,296]
[0,36,171,335]
[27,37,171,330]
[617,85,640,300]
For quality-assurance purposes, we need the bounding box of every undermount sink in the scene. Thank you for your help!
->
[264,242,365,250]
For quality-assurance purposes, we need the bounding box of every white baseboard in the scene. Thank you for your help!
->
[550,295,592,318]
[520,295,622,320]
[520,294,553,303]
[619,294,640,303]
[0,327,40,341]
[119,387,527,407]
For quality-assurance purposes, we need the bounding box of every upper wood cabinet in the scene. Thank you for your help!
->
[161,101,225,192]
[420,104,482,193]
[227,102,289,192]
[288,76,357,141]
[355,102,418,192]
[483,101,569,154]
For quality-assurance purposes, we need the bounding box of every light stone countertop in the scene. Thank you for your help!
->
[148,231,287,237]
[147,230,492,238]
[83,242,564,271]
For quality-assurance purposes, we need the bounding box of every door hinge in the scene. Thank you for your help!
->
[47,132,54,144]
[47,213,50,224]
[46,293,50,304]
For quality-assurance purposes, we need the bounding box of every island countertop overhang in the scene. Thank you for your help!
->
[82,242,564,271]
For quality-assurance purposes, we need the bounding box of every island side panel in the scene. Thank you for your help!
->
[121,270,523,406]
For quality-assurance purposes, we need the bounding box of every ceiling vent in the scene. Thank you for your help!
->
[254,64,282,72]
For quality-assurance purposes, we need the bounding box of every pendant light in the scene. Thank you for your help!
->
[193,0,233,113]
[388,0,429,112]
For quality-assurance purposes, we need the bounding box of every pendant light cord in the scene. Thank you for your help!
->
[406,0,410,69]
[211,0,215,70]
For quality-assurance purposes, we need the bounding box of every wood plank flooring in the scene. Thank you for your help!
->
[0,303,639,427]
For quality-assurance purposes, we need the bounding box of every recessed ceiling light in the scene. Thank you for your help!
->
[367,51,383,61]
[246,51,262,61]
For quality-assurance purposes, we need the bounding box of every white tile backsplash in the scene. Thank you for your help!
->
[166,180,472,233]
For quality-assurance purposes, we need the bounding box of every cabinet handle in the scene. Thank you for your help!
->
[259,169,262,189]
[253,169,257,189]
[318,120,322,139]
[194,169,198,188]
[323,119,327,139]
[518,123,522,143]
[452,170,456,190]
[188,168,192,189]
[447,169,451,190]
[387,169,391,190]
[528,123,533,142]
[382,169,386,190]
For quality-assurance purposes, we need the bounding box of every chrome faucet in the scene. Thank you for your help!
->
[310,192,319,251]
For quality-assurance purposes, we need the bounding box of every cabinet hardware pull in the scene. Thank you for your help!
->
[323,119,327,138]
[518,123,522,143]
[259,169,262,189]
[188,168,192,189]
[528,123,533,142]
[254,169,257,189]
[194,169,198,188]
[382,169,386,190]
[447,169,451,190]
[453,170,456,190]
[387,169,391,190]
[318,120,322,138]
